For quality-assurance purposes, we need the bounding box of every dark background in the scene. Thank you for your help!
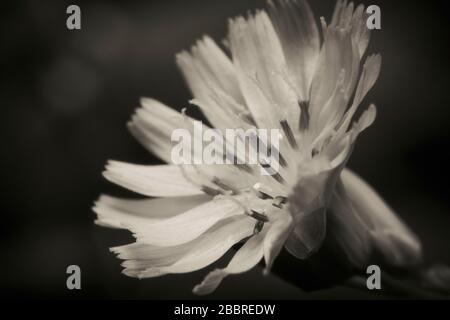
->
[1,0,449,299]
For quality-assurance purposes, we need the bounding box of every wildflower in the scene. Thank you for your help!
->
[94,0,423,295]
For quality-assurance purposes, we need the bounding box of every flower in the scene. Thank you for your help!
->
[93,0,422,295]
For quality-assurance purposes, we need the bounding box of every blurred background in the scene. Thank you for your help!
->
[1,0,449,299]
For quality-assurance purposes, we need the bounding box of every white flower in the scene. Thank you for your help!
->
[94,0,422,295]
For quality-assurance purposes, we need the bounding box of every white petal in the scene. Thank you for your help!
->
[177,36,245,106]
[330,0,354,29]
[285,208,326,259]
[128,194,250,246]
[285,165,345,259]
[327,177,373,268]
[337,54,381,134]
[128,98,183,162]
[188,97,249,130]
[352,103,377,136]
[103,161,203,197]
[268,0,320,101]
[176,47,249,130]
[128,98,205,163]
[263,211,293,272]
[193,227,266,295]
[113,242,190,270]
[331,1,370,57]
[309,24,357,132]
[350,4,370,57]
[127,215,256,278]
[228,11,298,129]
[175,35,262,131]
[340,168,422,266]
[93,194,209,229]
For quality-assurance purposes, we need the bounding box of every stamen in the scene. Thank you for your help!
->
[211,176,239,195]
[222,194,269,227]
[278,154,288,168]
[255,190,273,200]
[272,196,287,209]
[249,209,269,222]
[235,162,254,174]
[201,185,222,196]
[260,160,286,184]
[280,119,298,149]
[253,183,275,201]
[186,165,232,196]
[256,135,288,168]
[299,100,310,131]
[270,172,286,184]
[179,165,217,195]
[227,153,254,174]
[253,220,265,235]
[238,111,257,127]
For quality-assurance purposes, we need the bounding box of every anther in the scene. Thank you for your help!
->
[272,196,287,209]
[248,209,269,222]
[278,154,288,168]
[201,185,222,196]
[211,177,239,195]
[228,154,254,174]
[238,111,257,127]
[256,190,273,200]
[270,172,286,184]
[253,220,265,235]
[280,119,298,149]
[299,100,310,131]
[234,163,254,174]
[260,162,286,184]
[253,183,274,200]
[256,136,287,168]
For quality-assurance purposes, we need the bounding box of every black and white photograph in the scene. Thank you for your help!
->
[2,0,450,312]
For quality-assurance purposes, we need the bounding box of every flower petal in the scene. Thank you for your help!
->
[309,22,358,133]
[176,40,250,130]
[128,98,211,163]
[228,11,298,129]
[268,0,320,101]
[286,163,347,259]
[193,227,266,295]
[339,168,422,267]
[125,215,255,278]
[337,54,381,134]
[93,194,209,228]
[351,103,377,137]
[126,195,250,246]
[177,36,245,106]
[285,208,326,259]
[263,211,293,273]
[331,1,370,57]
[103,161,203,197]
[327,177,373,268]
[127,98,186,163]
